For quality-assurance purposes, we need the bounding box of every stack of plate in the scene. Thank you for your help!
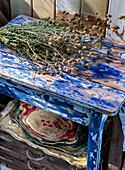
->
[10,101,88,157]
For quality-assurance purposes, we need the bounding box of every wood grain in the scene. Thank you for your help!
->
[0,131,82,170]
[108,114,124,170]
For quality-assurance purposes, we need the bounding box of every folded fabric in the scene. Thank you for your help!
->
[16,118,87,156]
[10,101,88,156]
[15,102,78,144]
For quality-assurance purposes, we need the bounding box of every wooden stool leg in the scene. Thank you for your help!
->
[87,111,108,170]
[108,114,124,170]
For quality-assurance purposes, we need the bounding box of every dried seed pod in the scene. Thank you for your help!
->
[96,17,101,21]
[59,67,62,71]
[89,36,94,40]
[56,71,60,74]
[66,67,71,73]
[105,48,108,52]
[67,48,71,53]
[49,37,53,41]
[41,67,45,70]
[119,29,124,36]
[77,62,81,65]
[62,10,66,14]
[86,62,93,66]
[77,58,81,62]
[98,44,102,49]
[70,34,75,38]
[118,15,125,19]
[63,66,67,71]
[87,54,91,58]
[101,54,106,58]
[106,14,112,17]
[72,67,79,71]
[97,22,102,26]
[87,46,91,50]
[111,25,120,29]
[61,17,65,21]
[57,36,62,41]
[48,42,52,46]
[62,58,67,65]
[102,29,106,33]
[59,72,64,77]
[74,13,79,17]
[85,17,89,21]
[66,12,69,15]
[92,25,99,29]
[89,51,97,55]
[37,71,41,75]
[50,71,54,76]
[73,54,77,58]
[55,62,58,67]
[76,43,82,48]
[70,62,76,67]
[34,55,38,61]
[81,56,85,60]
[82,46,87,50]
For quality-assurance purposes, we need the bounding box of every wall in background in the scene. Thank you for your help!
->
[10,0,54,19]
[106,0,125,42]
[10,0,31,19]
[57,0,80,14]
[82,0,108,18]
[10,0,108,19]
[33,0,54,19]
[3,0,125,42]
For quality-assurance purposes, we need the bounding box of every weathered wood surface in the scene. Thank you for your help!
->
[0,131,80,170]
[123,155,125,170]
[0,15,125,118]
[108,114,124,170]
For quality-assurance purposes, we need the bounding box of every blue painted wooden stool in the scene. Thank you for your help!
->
[0,15,125,170]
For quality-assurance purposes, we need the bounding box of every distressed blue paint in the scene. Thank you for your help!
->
[87,111,108,170]
[91,64,121,79]
[0,46,125,114]
[96,114,108,170]
[0,59,124,115]
[0,76,90,126]
[0,15,125,170]
[0,16,125,92]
